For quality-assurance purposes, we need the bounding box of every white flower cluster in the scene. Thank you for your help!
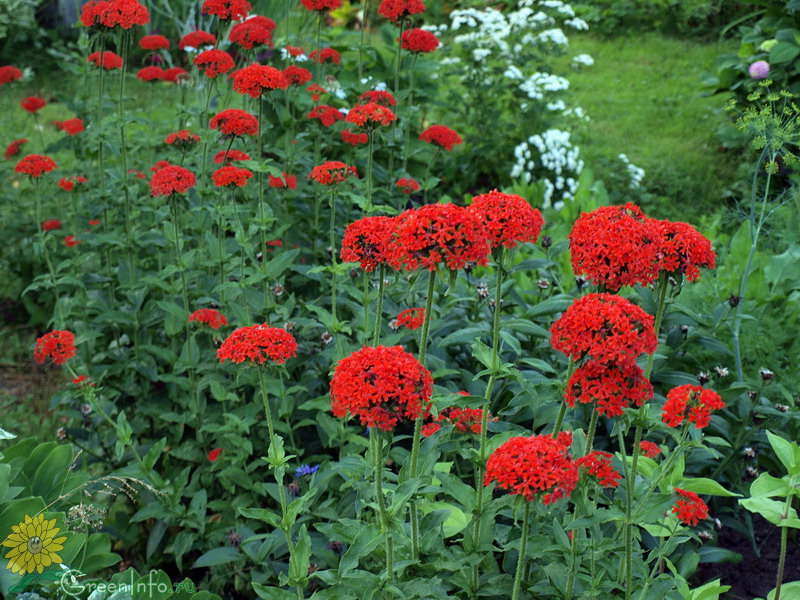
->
[536,28,568,46]
[618,154,646,189]
[519,72,569,100]
[572,53,594,67]
[511,129,584,207]
[279,47,308,62]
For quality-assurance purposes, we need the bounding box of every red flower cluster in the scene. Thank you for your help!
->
[576,451,620,487]
[208,447,223,461]
[640,441,662,458]
[58,176,88,191]
[565,359,653,417]
[330,345,433,431]
[269,172,297,189]
[388,203,490,271]
[306,83,326,101]
[652,220,716,282]
[15,154,57,177]
[4,139,27,160]
[231,64,288,97]
[360,90,396,106]
[41,219,62,232]
[34,330,76,365]
[309,161,358,185]
[345,102,397,129]
[283,66,312,86]
[422,406,485,436]
[341,129,368,145]
[672,489,709,526]
[80,0,149,29]
[87,51,123,69]
[485,432,579,504]
[21,96,46,113]
[0,66,22,86]
[401,28,439,53]
[396,307,425,330]
[210,109,259,137]
[189,308,229,329]
[64,235,80,247]
[201,0,251,20]
[164,67,189,83]
[165,130,201,149]
[378,0,426,22]
[212,165,253,187]
[179,30,217,50]
[469,190,544,249]
[229,17,276,49]
[309,48,341,64]
[550,293,657,362]
[308,105,344,127]
[214,149,251,164]
[194,49,235,78]
[140,34,170,50]
[300,0,342,12]
[419,124,462,151]
[150,165,196,196]
[662,384,725,429]
[340,216,395,271]
[396,177,420,194]
[137,66,165,82]
[55,118,85,136]
[217,324,298,365]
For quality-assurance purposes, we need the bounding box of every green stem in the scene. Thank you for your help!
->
[552,360,576,438]
[616,427,632,597]
[200,78,216,186]
[366,131,375,211]
[370,428,395,584]
[586,409,599,453]
[372,264,386,345]
[357,0,371,80]
[401,54,417,176]
[511,500,531,600]
[117,31,132,262]
[257,97,269,310]
[329,189,338,326]
[170,197,190,328]
[774,495,793,600]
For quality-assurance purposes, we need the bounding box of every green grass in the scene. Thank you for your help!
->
[559,33,739,222]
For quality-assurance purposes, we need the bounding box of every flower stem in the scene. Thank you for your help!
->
[552,360,576,438]
[586,409,599,453]
[357,0,371,80]
[370,428,395,583]
[366,131,375,211]
[329,189,338,326]
[511,500,531,600]
[372,264,386,345]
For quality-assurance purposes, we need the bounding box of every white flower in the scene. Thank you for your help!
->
[618,153,646,189]
[565,17,589,31]
[572,53,594,67]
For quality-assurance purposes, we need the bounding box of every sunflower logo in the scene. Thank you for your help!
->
[2,514,67,574]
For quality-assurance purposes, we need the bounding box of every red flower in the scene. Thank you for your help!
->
[58,176,88,191]
[163,67,189,83]
[189,308,229,329]
[15,154,57,177]
[285,45,306,57]
[202,0,251,20]
[151,160,172,172]
[300,0,342,12]
[210,109,259,137]
[359,90,396,106]
[214,149,251,164]
[21,96,46,114]
[388,203,491,271]
[207,447,223,461]
[64,235,80,247]
[55,118,85,136]
[80,1,110,27]
[340,129,368,145]
[81,0,149,29]
[345,102,397,129]
[0,66,22,86]
[330,345,433,431]
[419,124,462,151]
[150,165,196,196]
[421,422,441,436]
[179,30,217,50]
[396,178,419,194]
[309,48,341,64]
[140,34,170,50]
[217,324,298,365]
[309,161,358,185]
[194,49,235,78]
[662,384,725,429]
[639,441,661,458]
[266,239,283,247]
[306,84,326,102]
[672,489,709,526]
[87,51,124,69]
[396,307,425,330]
[71,375,93,386]
[308,105,344,127]
[165,130,201,149]
[137,66,165,81]
[469,189,544,249]
[576,451,621,487]
[565,359,653,418]
[651,219,716,282]
[231,64,288,97]
[4,139,28,160]
[484,432,579,504]
[340,216,395,272]
[41,219,62,232]
[34,330,76,365]
[569,203,660,291]
[229,17,275,49]
[550,293,657,362]
[422,405,485,436]
[401,28,439,52]
[212,165,253,187]
[378,0,425,21]
[283,65,312,86]
[88,219,102,226]
[268,172,297,189]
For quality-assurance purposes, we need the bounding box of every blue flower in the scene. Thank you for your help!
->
[295,464,319,477]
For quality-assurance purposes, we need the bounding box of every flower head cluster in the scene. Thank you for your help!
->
[15,154,57,177]
[4,139,27,160]
[550,293,657,362]
[651,220,716,282]
[468,190,544,249]
[42,219,62,232]
[672,489,709,526]
[401,28,439,53]
[150,165,196,196]
[422,405,485,436]
[662,385,725,429]
[0,66,22,85]
[308,105,344,127]
[189,308,229,329]
[179,30,217,50]
[201,0,251,20]
[378,0,426,22]
[269,172,297,189]
[34,330,76,365]
[230,16,276,49]
[214,149,251,164]
[194,49,235,78]
[64,235,80,247]
[330,345,433,431]
[140,34,169,50]
[210,109,259,137]
[388,203,490,271]
[419,125,462,151]
[340,216,395,272]
[80,0,149,29]
[55,119,85,136]
[283,66,312,86]
[164,67,189,83]
[360,90,396,106]
[306,83,326,101]
[640,441,661,458]
[396,307,425,330]
[58,176,88,191]
[212,165,253,187]
[21,97,46,113]
[396,177,420,194]
[217,324,298,365]
[309,161,358,185]
[300,0,342,12]
[576,451,620,487]
[309,48,341,65]
[341,129,368,145]
[137,66,165,82]
[87,51,123,69]
[231,64,288,97]
[565,359,653,417]
[485,432,579,504]
[165,130,201,149]
[345,102,397,129]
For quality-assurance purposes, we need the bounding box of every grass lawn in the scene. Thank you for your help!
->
[560,33,740,223]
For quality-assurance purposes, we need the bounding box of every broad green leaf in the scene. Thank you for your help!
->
[191,547,241,568]
[677,478,741,498]
[766,431,799,475]
[750,473,793,498]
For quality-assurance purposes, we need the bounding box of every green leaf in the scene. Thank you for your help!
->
[750,473,793,498]
[677,478,741,498]
[739,497,800,528]
[767,582,800,600]
[238,507,281,528]
[287,524,311,585]
[191,546,242,568]
[422,502,470,537]
[31,445,73,502]
[339,527,381,577]
[769,41,800,64]
[766,431,799,475]
[389,479,421,517]
[133,570,174,600]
